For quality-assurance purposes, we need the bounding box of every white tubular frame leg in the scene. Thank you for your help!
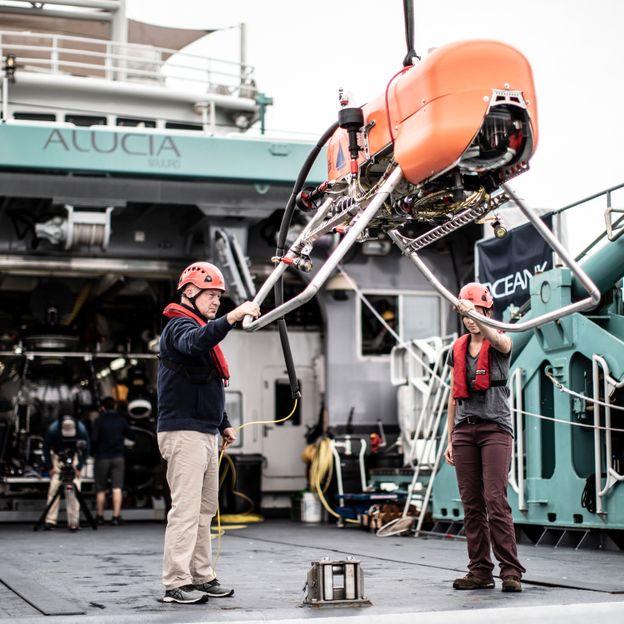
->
[243,166,404,331]
[388,184,601,333]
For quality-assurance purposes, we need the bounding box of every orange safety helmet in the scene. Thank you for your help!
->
[177,262,226,293]
[458,282,493,309]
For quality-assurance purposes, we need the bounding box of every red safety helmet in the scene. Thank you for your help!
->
[177,262,226,293]
[458,282,493,308]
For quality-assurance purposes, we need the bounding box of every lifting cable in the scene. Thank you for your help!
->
[384,0,421,145]
[544,369,624,413]
[336,263,451,387]
[511,405,624,434]
[401,0,420,67]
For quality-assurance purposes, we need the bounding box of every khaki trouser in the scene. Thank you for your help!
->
[158,430,219,590]
[45,454,82,528]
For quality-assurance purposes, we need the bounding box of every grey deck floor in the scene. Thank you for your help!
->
[1,519,623,624]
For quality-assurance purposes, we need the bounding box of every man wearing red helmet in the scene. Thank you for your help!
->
[444,282,525,593]
[157,261,260,604]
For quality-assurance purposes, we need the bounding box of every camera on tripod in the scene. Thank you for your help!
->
[56,447,79,483]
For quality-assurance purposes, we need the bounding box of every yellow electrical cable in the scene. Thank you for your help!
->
[235,399,299,431]
[221,454,255,514]
[212,398,299,565]
[308,437,359,525]
[219,515,263,525]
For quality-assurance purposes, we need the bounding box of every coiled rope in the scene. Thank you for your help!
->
[308,437,359,525]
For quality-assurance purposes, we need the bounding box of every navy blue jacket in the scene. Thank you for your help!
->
[157,314,233,434]
[91,410,134,459]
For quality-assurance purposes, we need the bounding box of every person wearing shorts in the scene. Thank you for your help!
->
[92,396,134,525]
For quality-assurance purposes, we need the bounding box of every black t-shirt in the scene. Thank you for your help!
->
[91,410,133,459]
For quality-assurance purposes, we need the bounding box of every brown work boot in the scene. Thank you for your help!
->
[501,575,522,592]
[452,573,495,590]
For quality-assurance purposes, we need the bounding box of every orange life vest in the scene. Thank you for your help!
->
[452,334,493,400]
[162,303,230,382]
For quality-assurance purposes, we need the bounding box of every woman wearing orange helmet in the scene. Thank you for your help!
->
[156,261,260,604]
[444,282,525,593]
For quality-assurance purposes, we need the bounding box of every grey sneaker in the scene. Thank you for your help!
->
[194,579,234,597]
[163,584,209,604]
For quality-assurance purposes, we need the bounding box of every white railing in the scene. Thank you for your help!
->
[592,354,624,514]
[378,337,453,537]
[508,367,527,510]
[0,30,256,96]
[509,359,624,516]
[403,342,452,469]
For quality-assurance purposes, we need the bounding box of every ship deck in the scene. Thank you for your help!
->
[0,519,623,624]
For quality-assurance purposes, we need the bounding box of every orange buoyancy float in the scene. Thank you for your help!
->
[326,39,538,187]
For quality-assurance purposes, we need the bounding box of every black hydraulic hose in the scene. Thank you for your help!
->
[276,319,300,398]
[276,121,339,256]
[275,121,339,399]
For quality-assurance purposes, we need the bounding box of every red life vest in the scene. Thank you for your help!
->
[162,303,230,382]
[452,334,492,400]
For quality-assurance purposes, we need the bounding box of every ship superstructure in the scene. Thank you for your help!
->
[0,0,331,517]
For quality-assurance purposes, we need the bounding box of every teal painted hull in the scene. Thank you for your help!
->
[0,123,326,184]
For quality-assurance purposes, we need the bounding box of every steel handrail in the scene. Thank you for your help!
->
[592,354,624,515]
[11,56,241,87]
[508,367,526,510]
[556,182,624,261]
[406,357,446,466]
[508,369,518,492]
[516,367,525,510]
[405,352,446,467]
[0,29,253,90]
[0,30,249,70]
[398,346,451,534]
[593,354,608,515]
[25,0,121,9]
[552,181,624,216]
[415,416,449,536]
[2,46,243,87]
[400,342,451,536]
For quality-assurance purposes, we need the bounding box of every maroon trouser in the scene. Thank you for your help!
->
[452,421,525,580]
